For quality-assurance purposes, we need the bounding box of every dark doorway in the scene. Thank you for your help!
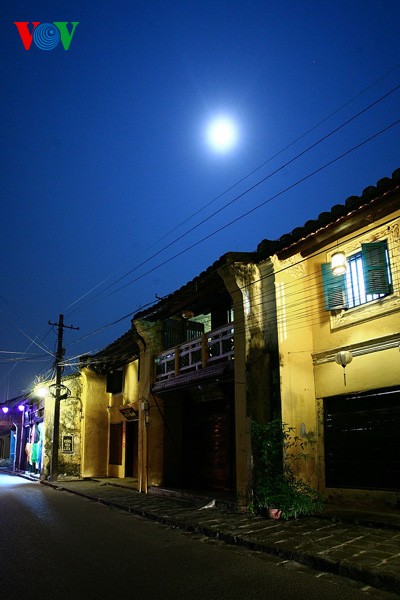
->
[125,420,138,477]
[324,386,400,490]
[182,395,235,492]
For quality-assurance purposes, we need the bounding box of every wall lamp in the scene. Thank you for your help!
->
[331,251,348,275]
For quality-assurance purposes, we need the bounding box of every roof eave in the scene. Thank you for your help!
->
[275,183,400,260]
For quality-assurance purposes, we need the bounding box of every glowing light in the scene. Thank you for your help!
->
[36,386,48,398]
[206,117,238,152]
[2,406,9,414]
[18,404,24,412]
[331,252,347,275]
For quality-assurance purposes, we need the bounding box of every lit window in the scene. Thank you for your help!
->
[322,241,392,311]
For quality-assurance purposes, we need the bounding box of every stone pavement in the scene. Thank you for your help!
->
[33,476,400,596]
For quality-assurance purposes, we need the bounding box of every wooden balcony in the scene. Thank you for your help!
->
[153,324,234,391]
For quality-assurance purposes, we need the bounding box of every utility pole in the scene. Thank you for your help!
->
[48,314,79,482]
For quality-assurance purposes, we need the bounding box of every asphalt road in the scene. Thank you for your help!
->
[0,473,397,600]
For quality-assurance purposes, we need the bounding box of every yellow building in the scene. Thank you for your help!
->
[9,375,84,480]
[260,168,400,509]
[131,251,280,504]
[77,167,399,511]
[80,329,142,482]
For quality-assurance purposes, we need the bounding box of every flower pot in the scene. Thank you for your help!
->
[268,507,282,519]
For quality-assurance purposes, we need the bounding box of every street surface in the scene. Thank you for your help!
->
[0,473,398,600]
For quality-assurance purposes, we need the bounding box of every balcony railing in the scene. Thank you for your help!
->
[155,324,234,381]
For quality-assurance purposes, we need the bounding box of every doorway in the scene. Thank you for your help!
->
[125,420,138,477]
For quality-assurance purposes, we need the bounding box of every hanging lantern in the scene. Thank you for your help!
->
[335,351,353,385]
[331,251,348,275]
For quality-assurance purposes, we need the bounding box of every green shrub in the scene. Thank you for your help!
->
[251,419,322,519]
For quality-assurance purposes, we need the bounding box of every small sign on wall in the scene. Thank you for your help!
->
[62,434,74,454]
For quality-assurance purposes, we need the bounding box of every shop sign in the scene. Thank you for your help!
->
[119,406,138,421]
[62,434,74,454]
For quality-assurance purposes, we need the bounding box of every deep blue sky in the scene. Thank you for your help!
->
[1,0,399,400]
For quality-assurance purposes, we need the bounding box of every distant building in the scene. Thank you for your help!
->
[80,329,140,479]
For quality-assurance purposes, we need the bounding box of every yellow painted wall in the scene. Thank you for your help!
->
[311,211,400,401]
[220,261,280,504]
[124,360,139,403]
[271,253,318,486]
[40,375,82,479]
[314,348,400,398]
[272,208,400,501]
[81,369,109,477]
[58,376,82,477]
[107,359,140,478]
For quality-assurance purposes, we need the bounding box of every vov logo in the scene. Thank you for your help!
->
[14,22,79,51]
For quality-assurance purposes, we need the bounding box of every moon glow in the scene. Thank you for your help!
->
[206,117,238,152]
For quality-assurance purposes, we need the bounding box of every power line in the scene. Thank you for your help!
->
[64,76,400,317]
[65,177,399,353]
[0,300,53,356]
[65,298,157,347]
[72,117,400,309]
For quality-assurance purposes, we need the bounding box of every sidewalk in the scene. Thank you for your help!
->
[35,476,400,595]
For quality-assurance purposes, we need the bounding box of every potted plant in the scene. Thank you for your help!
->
[250,419,322,520]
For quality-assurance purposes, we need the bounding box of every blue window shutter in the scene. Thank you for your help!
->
[361,242,391,295]
[321,263,347,310]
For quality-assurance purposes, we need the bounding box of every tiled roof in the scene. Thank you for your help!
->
[134,168,400,321]
[257,168,400,258]
[132,251,256,322]
[81,328,139,373]
[94,168,400,350]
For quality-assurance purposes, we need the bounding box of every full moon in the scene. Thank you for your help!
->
[206,117,238,152]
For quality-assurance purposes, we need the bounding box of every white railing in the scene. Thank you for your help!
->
[154,349,176,381]
[179,338,203,374]
[207,325,234,364]
[155,324,234,381]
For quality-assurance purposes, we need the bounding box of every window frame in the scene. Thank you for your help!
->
[345,241,392,309]
[322,220,399,330]
[106,369,124,394]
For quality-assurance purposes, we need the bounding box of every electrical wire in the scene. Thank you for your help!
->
[5,90,399,391]
[67,116,400,329]
[65,204,400,360]
[64,66,400,315]
[66,83,400,318]
[0,300,53,356]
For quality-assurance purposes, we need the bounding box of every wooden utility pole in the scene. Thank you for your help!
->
[48,314,79,481]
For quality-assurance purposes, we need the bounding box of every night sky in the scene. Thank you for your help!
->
[1,0,399,400]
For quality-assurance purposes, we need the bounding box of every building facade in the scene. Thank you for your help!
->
[261,168,400,508]
[80,329,141,481]
[131,251,280,503]
[9,168,397,513]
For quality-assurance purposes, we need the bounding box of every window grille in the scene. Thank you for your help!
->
[322,240,392,311]
[346,243,392,308]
